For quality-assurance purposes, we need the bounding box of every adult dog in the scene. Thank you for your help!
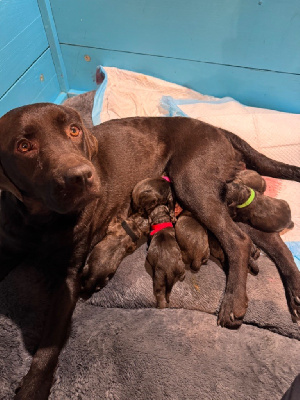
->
[0,103,299,399]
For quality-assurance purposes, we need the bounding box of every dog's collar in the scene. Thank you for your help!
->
[150,222,173,236]
[121,220,139,242]
[236,188,256,209]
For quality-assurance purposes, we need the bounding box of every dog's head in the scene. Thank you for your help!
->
[131,177,174,216]
[0,103,100,214]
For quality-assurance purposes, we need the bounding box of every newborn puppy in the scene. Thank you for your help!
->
[132,178,185,308]
[176,211,260,275]
[226,180,293,233]
[235,169,266,193]
[81,213,149,298]
[175,210,210,271]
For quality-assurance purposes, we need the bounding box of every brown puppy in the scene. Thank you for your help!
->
[235,169,267,193]
[175,210,210,271]
[81,213,149,298]
[1,104,300,399]
[175,211,260,275]
[132,177,185,308]
[226,181,293,232]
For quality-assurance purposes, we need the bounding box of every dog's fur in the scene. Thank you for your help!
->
[226,181,293,232]
[0,103,300,399]
[175,211,260,275]
[81,214,149,298]
[175,210,210,271]
[235,169,267,193]
[132,177,185,308]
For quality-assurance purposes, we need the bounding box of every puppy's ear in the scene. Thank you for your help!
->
[0,162,23,201]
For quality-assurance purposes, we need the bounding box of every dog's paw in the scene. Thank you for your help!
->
[217,291,248,329]
[286,286,300,323]
[14,373,51,400]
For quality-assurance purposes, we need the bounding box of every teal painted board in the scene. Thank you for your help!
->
[0,49,61,117]
[0,17,49,96]
[37,0,70,92]
[0,0,49,96]
[61,44,300,113]
[51,0,300,74]
[0,0,44,48]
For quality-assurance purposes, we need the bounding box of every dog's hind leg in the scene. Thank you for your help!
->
[236,223,300,322]
[14,273,81,400]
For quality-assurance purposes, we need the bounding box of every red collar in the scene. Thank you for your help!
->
[150,222,173,236]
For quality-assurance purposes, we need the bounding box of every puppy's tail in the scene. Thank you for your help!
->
[223,129,300,182]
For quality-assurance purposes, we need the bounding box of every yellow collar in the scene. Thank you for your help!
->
[236,188,256,208]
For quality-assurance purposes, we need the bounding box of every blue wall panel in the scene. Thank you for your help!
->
[1,0,299,113]
[0,0,49,96]
[49,0,300,113]
[0,0,61,115]
[0,50,61,117]
[51,0,300,74]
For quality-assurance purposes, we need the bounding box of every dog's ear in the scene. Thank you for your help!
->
[0,162,23,201]
[83,128,98,160]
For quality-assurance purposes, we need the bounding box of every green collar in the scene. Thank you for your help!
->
[236,188,256,209]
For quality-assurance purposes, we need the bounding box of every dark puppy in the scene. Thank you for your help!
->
[235,169,267,193]
[1,104,300,399]
[132,177,185,308]
[226,180,293,232]
[175,210,260,275]
[175,210,210,272]
[81,213,149,298]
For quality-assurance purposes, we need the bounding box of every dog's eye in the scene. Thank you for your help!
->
[17,139,33,153]
[67,125,82,137]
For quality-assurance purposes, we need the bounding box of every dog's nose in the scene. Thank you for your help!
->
[64,165,93,189]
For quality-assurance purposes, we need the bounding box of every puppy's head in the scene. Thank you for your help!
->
[226,181,252,208]
[236,170,266,193]
[132,177,174,216]
[0,103,100,214]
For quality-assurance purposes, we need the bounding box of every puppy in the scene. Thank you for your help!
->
[132,178,185,308]
[235,169,266,193]
[175,210,210,271]
[175,211,260,275]
[226,180,293,232]
[81,213,149,298]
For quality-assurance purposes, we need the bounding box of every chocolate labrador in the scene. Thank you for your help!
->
[0,103,299,399]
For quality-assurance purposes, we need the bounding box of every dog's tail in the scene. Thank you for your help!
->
[223,129,300,182]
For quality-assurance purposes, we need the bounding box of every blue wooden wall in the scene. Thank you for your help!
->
[1,0,300,116]
[0,0,63,117]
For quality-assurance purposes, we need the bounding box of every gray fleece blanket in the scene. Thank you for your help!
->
[1,93,299,399]
[0,244,299,399]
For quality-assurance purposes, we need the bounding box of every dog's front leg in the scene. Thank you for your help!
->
[15,273,81,400]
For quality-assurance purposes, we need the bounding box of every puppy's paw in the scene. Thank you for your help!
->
[248,258,259,276]
[217,291,248,329]
[153,263,185,308]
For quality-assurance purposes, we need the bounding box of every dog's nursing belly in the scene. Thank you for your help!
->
[0,104,299,400]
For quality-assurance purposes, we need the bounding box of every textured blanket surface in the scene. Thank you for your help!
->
[0,249,299,399]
